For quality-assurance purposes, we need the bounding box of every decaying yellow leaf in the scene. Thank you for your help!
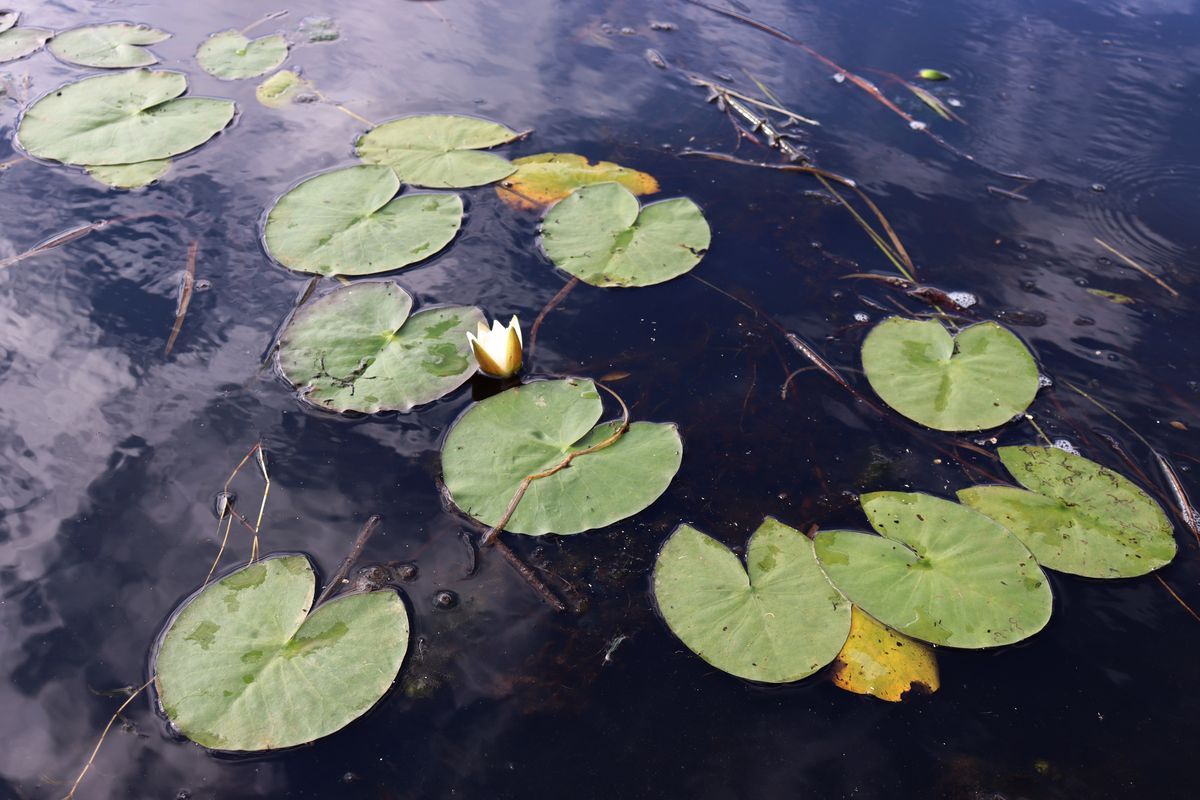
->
[831,607,940,702]
[496,153,659,211]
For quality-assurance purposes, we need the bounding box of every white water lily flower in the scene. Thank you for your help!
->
[466,315,523,378]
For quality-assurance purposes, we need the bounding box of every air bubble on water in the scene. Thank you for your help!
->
[853,312,870,323]
[833,72,846,83]
[1038,374,1053,387]
[947,291,977,308]
[1053,439,1080,456]
[909,120,927,130]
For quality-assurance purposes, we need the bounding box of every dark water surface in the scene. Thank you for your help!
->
[2,0,1198,797]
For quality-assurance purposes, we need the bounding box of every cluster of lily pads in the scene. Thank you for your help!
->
[14,14,1178,757]
[6,16,295,187]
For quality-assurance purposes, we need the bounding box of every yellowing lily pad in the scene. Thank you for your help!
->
[17,70,235,166]
[263,165,463,276]
[48,22,169,68]
[197,30,288,80]
[256,69,311,107]
[814,492,1053,648]
[0,26,51,63]
[653,518,851,683]
[861,317,1039,431]
[540,182,710,287]
[441,378,683,535]
[154,554,408,751]
[276,281,483,414]
[831,607,940,702]
[496,153,659,210]
[356,114,521,188]
[958,445,1176,578]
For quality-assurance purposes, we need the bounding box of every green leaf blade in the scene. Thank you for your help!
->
[958,446,1176,578]
[197,30,288,80]
[154,555,409,752]
[654,519,851,683]
[814,492,1053,648]
[861,317,1039,431]
[442,378,683,535]
[540,183,710,287]
[264,165,463,276]
[356,114,520,188]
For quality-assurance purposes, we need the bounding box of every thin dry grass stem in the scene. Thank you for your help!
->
[681,150,917,281]
[987,185,1031,202]
[63,677,155,800]
[309,87,377,128]
[241,10,288,35]
[695,75,820,127]
[481,381,631,546]
[0,154,25,171]
[317,516,382,605]
[684,0,1034,181]
[1093,237,1179,298]
[527,276,581,364]
[164,240,199,356]
[865,68,966,124]
[1024,413,1054,447]
[1154,574,1200,624]
[204,442,270,583]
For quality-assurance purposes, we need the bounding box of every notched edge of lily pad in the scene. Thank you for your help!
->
[46,21,172,68]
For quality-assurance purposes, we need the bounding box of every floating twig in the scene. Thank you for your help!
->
[164,240,199,355]
[1093,237,1179,298]
[986,185,1031,202]
[482,381,630,545]
[0,213,175,272]
[316,516,383,605]
[492,538,567,612]
[241,10,288,35]
[64,677,155,800]
[1154,574,1200,625]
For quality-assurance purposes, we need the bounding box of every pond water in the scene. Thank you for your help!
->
[1,0,1198,797]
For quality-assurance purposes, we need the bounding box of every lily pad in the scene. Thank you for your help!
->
[497,153,659,210]
[0,11,17,34]
[814,492,1053,648]
[0,26,51,63]
[653,518,851,683]
[256,69,311,107]
[17,70,235,166]
[276,281,483,414]
[442,378,683,535]
[154,554,408,751]
[85,159,171,189]
[356,114,521,188]
[197,30,288,80]
[540,182,710,287]
[861,317,1039,431]
[831,607,940,702]
[48,22,169,68]
[264,166,462,277]
[958,446,1176,578]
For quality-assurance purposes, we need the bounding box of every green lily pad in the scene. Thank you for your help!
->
[497,152,659,210]
[85,159,171,189]
[814,492,1053,648]
[263,165,463,277]
[197,30,288,80]
[0,26,51,63]
[356,114,521,188]
[653,518,851,683]
[17,70,235,166]
[540,182,711,288]
[154,554,408,751]
[256,69,311,108]
[958,446,1176,578]
[0,11,18,34]
[861,317,1039,431]
[442,378,683,535]
[276,281,483,414]
[48,22,169,68]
